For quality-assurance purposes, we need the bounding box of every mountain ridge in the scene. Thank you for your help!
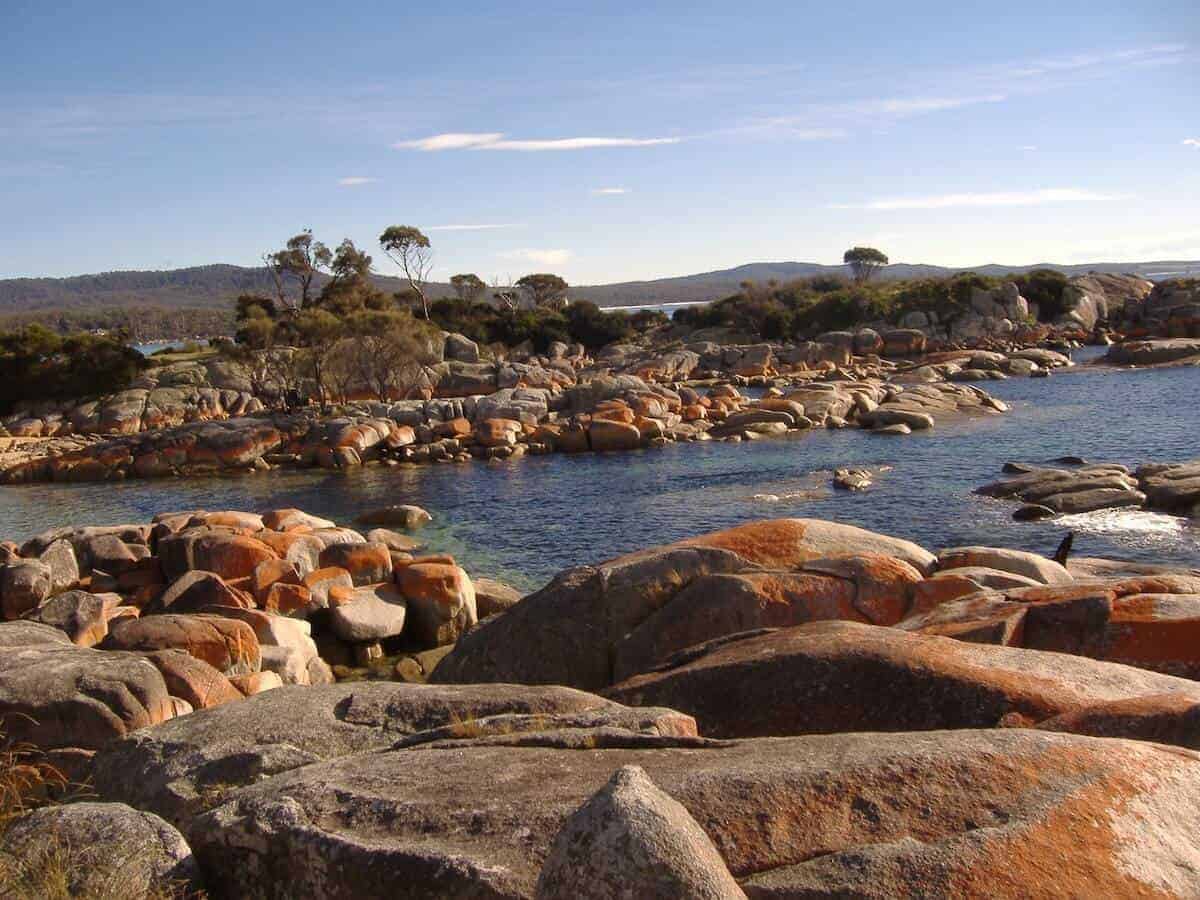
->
[2,259,1197,315]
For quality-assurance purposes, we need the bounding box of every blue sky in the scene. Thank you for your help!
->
[2,0,1197,283]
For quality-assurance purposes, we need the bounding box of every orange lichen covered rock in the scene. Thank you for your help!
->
[263,582,311,616]
[194,533,278,580]
[606,620,1200,742]
[678,519,934,574]
[397,563,477,647]
[318,542,392,587]
[903,578,1200,680]
[102,614,261,676]
[588,419,642,452]
[142,648,243,710]
[433,520,935,690]
[474,418,523,448]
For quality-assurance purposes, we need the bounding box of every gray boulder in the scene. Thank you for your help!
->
[92,682,688,827]
[329,583,408,641]
[38,539,80,593]
[0,628,174,752]
[474,577,524,617]
[0,802,199,896]
[0,559,53,620]
[24,589,108,646]
[356,504,432,530]
[536,765,745,899]
[443,331,481,363]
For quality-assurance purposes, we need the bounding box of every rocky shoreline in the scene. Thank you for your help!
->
[5,289,1194,488]
[979,458,1200,520]
[4,507,1200,895]
[0,336,1036,484]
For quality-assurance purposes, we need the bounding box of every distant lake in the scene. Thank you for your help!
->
[134,340,210,356]
[607,300,708,315]
[2,347,1196,591]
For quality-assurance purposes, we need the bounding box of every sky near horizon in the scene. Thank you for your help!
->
[2,1,1198,285]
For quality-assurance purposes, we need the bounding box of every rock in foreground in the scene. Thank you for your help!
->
[0,802,199,897]
[536,765,745,900]
[604,620,1200,743]
[92,681,694,826]
[432,519,933,690]
[131,720,1200,898]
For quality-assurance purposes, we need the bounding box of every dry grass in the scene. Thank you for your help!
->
[0,832,196,900]
[0,724,68,828]
[0,727,201,899]
[446,711,486,738]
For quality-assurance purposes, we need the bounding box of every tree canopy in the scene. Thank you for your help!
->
[843,247,889,283]
[449,273,487,302]
[264,229,331,310]
[516,273,569,309]
[379,225,434,319]
[0,325,146,415]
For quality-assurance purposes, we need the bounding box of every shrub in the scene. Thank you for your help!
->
[629,309,668,331]
[1011,269,1069,320]
[564,301,633,349]
[0,327,146,416]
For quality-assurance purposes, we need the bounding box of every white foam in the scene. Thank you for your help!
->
[1057,507,1187,539]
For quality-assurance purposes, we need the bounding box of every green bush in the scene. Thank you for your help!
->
[0,326,146,416]
[564,301,633,349]
[629,309,669,331]
[1011,269,1069,319]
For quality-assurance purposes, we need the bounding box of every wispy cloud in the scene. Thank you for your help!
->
[715,120,848,141]
[849,94,1007,116]
[1000,43,1187,80]
[426,223,523,231]
[337,176,375,186]
[0,161,69,177]
[498,248,572,265]
[395,133,680,152]
[1021,145,1038,151]
[591,187,629,195]
[1184,138,1200,148]
[394,132,504,151]
[727,94,1003,142]
[831,188,1119,211]
[730,44,1187,144]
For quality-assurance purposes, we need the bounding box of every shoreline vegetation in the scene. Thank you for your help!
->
[2,236,1200,895]
[0,234,1197,487]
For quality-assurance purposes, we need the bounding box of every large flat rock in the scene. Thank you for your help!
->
[92,682,693,826]
[604,621,1200,742]
[432,519,934,690]
[0,622,175,752]
[176,727,1200,898]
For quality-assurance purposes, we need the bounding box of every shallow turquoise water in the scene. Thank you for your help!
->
[2,349,1197,591]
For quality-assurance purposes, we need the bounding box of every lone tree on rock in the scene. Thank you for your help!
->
[264,229,331,311]
[380,225,433,319]
[843,246,889,283]
[450,273,487,303]
[516,273,569,310]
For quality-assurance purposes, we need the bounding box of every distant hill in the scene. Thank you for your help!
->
[2,259,1197,319]
[0,265,431,314]
[572,260,1200,307]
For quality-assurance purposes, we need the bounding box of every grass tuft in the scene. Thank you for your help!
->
[0,728,203,899]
